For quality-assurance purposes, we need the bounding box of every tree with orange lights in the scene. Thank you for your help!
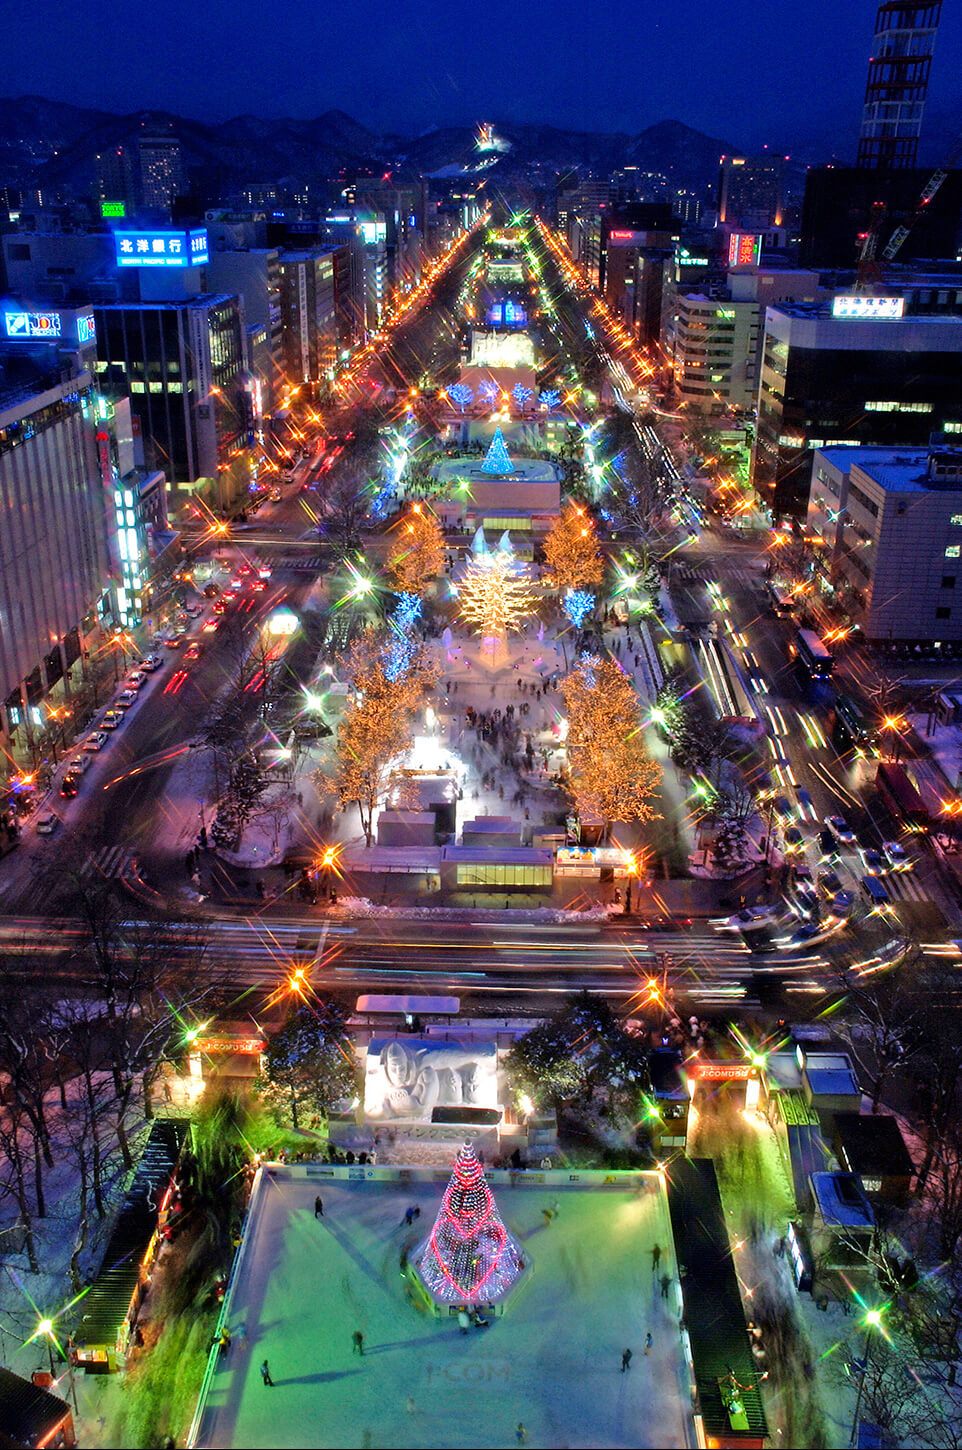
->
[543,502,604,595]
[561,656,660,840]
[389,505,446,597]
[332,629,438,847]
[458,549,538,638]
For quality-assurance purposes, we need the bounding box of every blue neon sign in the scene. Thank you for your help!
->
[114,229,209,268]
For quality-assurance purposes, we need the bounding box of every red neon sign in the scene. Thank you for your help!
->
[691,1061,754,1081]
[728,232,760,268]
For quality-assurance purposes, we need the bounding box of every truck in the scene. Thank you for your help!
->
[875,762,929,829]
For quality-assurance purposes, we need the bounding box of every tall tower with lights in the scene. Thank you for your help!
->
[857,1,942,170]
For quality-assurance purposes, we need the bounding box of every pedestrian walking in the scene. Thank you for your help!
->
[458,1308,472,1335]
[651,1243,662,1273]
[515,1424,527,1445]
[645,1332,653,1355]
[352,1330,364,1355]
[660,1273,671,1300]
[260,1358,274,1386]
[314,1195,323,1219]
[621,1348,632,1372]
[406,1395,417,1414]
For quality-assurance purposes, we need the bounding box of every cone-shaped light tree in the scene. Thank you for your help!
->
[389,504,446,597]
[481,427,515,475]
[543,501,603,594]
[415,1142,526,1304]
[561,655,661,841]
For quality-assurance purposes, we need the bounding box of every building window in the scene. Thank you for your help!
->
[936,607,952,620]
[951,514,962,526]
[942,577,956,589]
[946,546,961,559]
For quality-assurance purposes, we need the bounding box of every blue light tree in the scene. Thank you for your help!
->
[478,379,500,406]
[448,383,474,412]
[512,383,534,408]
[564,589,596,628]
[482,428,515,475]
[539,390,561,411]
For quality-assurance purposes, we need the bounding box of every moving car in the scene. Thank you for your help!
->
[818,828,839,859]
[184,643,202,660]
[203,583,220,598]
[36,814,60,835]
[859,847,887,876]
[784,826,804,853]
[818,869,845,897]
[59,774,79,798]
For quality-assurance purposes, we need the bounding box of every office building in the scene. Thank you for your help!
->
[278,248,340,389]
[93,294,249,514]
[0,359,111,751]
[95,395,173,628]
[800,165,962,268]
[204,241,283,422]
[598,205,679,347]
[807,440,962,643]
[856,1,942,170]
[752,296,962,517]
[671,269,820,415]
[717,155,784,230]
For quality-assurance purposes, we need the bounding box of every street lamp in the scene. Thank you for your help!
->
[849,1306,886,1447]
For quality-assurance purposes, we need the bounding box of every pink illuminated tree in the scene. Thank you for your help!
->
[415,1142,525,1304]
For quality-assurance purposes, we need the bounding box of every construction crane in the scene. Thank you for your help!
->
[855,133,962,288]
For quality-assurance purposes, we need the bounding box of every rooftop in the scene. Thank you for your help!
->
[810,1171,875,1229]
[816,446,932,494]
[832,1112,915,1178]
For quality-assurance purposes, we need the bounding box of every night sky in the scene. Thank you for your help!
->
[6,0,962,151]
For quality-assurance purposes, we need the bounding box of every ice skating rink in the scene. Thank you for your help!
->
[193,1172,692,1449]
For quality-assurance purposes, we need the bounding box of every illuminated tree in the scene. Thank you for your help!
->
[563,588,595,627]
[414,1142,526,1304]
[561,656,660,839]
[333,630,437,846]
[389,504,446,597]
[481,428,514,475]
[447,382,474,412]
[458,549,537,638]
[543,501,604,593]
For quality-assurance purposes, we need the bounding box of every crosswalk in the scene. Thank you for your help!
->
[881,872,932,904]
[253,552,323,574]
[673,563,766,591]
[79,845,133,884]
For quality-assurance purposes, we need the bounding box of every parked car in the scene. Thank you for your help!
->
[829,890,855,915]
[69,754,91,774]
[818,869,845,897]
[774,796,793,820]
[203,583,220,598]
[36,814,60,835]
[127,671,147,689]
[142,655,164,671]
[883,840,912,872]
[784,826,804,853]
[83,732,109,752]
[860,847,887,876]
[826,815,856,844]
[117,689,138,707]
[818,828,839,859]
[185,603,203,617]
[102,709,125,729]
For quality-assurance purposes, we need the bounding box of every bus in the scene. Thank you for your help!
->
[875,761,928,829]
[767,581,797,615]
[833,695,880,757]
[792,629,834,680]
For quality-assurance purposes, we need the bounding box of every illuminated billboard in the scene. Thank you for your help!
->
[77,315,96,345]
[114,228,209,268]
[728,232,761,268]
[100,201,126,218]
[607,229,647,246]
[831,294,905,320]
[4,311,62,339]
[359,221,387,245]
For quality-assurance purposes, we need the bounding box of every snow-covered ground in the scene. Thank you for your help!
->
[193,1172,692,1450]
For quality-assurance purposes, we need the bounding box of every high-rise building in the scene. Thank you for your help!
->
[599,205,679,348]
[92,294,249,513]
[717,155,784,230]
[278,249,340,388]
[856,1,942,170]
[204,242,283,423]
[93,146,137,215]
[136,131,185,215]
[0,359,111,752]
[751,294,962,517]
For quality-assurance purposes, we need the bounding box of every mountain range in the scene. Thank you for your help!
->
[0,94,740,199]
